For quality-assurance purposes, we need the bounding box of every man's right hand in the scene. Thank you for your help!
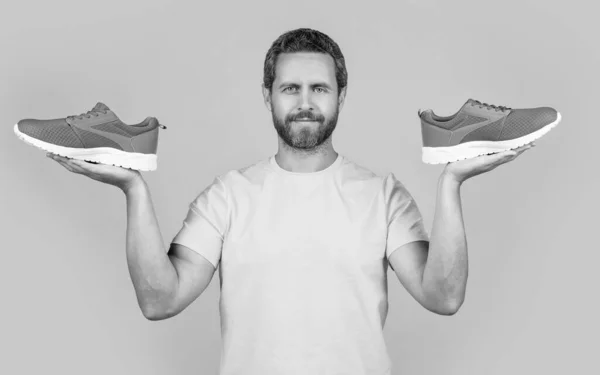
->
[47,153,143,193]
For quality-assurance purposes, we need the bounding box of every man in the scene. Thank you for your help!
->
[49,28,533,375]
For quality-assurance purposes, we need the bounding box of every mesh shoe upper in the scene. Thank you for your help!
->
[420,99,558,147]
[17,102,162,153]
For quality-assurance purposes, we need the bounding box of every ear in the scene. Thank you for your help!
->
[262,84,272,112]
[337,86,347,111]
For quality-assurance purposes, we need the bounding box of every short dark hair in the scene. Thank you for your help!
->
[263,28,348,95]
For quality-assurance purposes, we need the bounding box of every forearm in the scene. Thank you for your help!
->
[123,179,178,318]
[421,173,468,311]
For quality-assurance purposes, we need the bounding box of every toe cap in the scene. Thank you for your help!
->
[16,118,84,147]
[499,107,558,141]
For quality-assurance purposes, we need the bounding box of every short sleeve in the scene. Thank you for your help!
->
[171,176,229,269]
[384,173,429,260]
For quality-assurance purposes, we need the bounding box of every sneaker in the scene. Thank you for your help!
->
[418,99,561,164]
[13,102,167,171]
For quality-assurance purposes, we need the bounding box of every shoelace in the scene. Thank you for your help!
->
[67,109,108,120]
[471,99,511,112]
[66,109,168,129]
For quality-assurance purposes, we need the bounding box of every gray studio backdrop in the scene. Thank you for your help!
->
[1,0,597,374]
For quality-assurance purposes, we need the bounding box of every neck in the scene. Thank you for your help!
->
[275,149,338,173]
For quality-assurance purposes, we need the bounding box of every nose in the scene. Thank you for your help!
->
[298,89,314,111]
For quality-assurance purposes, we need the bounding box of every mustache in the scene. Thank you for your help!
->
[288,111,324,122]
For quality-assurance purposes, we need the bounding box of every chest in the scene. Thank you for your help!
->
[221,189,388,270]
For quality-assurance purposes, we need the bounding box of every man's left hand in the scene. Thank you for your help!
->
[442,143,535,184]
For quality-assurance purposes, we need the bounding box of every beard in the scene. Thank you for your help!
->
[272,105,340,150]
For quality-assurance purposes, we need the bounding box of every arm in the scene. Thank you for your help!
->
[388,173,467,315]
[417,143,532,313]
[421,172,468,313]
[123,179,215,320]
[45,154,214,320]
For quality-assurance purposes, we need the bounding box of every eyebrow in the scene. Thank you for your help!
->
[278,81,333,90]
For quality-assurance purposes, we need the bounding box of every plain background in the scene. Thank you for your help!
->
[1,0,597,374]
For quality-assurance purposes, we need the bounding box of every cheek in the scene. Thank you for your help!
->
[317,94,337,109]
[272,98,294,116]
[319,100,338,118]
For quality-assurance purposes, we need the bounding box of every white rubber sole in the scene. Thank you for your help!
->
[13,123,157,171]
[422,112,562,164]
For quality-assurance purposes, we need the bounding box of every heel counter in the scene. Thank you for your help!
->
[131,125,159,154]
[421,119,452,148]
[148,117,159,129]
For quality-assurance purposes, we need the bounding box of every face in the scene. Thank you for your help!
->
[264,52,346,151]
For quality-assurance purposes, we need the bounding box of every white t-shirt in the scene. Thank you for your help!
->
[172,153,429,375]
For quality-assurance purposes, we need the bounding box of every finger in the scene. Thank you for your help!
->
[49,154,81,173]
[507,145,532,158]
[71,159,107,175]
[518,144,534,154]
[521,143,535,151]
[493,150,517,162]
[65,159,89,173]
[495,150,516,158]
[478,152,510,168]
[68,158,94,169]
[69,158,108,174]
[56,159,77,173]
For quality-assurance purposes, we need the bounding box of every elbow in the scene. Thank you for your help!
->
[421,299,461,316]
[140,289,179,321]
[437,307,459,316]
[143,309,178,321]
[423,291,464,316]
[141,302,177,321]
[422,288,464,316]
[439,298,464,316]
[142,306,165,321]
[144,311,167,321]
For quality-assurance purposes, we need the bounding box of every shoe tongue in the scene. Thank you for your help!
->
[93,102,110,111]
[465,98,479,107]
[460,98,481,113]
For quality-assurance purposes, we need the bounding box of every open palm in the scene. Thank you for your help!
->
[47,153,143,192]
[443,143,535,183]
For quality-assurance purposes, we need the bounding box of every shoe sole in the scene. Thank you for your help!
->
[13,123,157,171]
[422,112,562,164]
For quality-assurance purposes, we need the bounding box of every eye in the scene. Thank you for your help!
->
[283,87,297,93]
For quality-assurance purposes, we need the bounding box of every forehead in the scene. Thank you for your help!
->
[274,52,336,83]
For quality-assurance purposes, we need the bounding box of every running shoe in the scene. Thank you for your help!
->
[418,99,561,164]
[14,102,167,171]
